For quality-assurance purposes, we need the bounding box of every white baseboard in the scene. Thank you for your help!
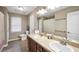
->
[0,44,8,52]
[0,38,20,52]
[8,38,20,42]
[3,44,8,47]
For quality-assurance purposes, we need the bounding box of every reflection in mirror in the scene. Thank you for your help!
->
[67,11,79,42]
[38,6,79,45]
[43,19,55,34]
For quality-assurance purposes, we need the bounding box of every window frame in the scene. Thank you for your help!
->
[10,16,22,33]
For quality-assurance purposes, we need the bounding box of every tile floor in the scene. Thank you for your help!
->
[2,40,28,52]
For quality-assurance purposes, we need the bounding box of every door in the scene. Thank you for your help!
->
[67,11,79,41]
[36,43,42,52]
[27,36,37,52]
[0,12,5,45]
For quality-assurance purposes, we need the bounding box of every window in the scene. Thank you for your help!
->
[11,16,21,32]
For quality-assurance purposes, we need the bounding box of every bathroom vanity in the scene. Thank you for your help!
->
[27,34,79,52]
[27,35,50,52]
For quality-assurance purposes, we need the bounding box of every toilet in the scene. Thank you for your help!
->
[19,31,29,40]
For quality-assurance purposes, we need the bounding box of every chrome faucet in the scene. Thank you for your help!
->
[63,37,67,45]
[60,37,68,45]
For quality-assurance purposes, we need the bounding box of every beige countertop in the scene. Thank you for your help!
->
[28,34,79,52]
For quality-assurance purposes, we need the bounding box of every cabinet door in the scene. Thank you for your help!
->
[36,43,42,52]
[42,48,49,52]
[36,43,49,52]
[67,11,79,41]
[27,36,31,51]
[30,39,37,52]
[27,36,37,52]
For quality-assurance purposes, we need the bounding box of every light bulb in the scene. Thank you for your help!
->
[37,9,47,15]
[18,6,24,11]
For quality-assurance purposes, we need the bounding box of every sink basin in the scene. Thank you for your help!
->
[49,42,74,52]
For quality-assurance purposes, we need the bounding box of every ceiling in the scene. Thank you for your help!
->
[38,6,70,18]
[5,6,37,15]
[5,6,69,16]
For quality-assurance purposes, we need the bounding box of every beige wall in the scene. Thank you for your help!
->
[0,12,5,42]
[0,7,8,44]
[55,6,79,19]
[9,13,28,39]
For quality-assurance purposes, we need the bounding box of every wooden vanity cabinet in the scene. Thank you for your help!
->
[28,36,37,52]
[42,48,49,52]
[36,43,50,52]
[36,43,43,52]
[27,36,49,52]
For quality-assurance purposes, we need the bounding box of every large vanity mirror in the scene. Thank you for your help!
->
[38,17,67,38]
[37,6,79,45]
[38,17,79,45]
[67,11,79,43]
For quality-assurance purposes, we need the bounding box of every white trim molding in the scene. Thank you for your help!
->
[8,38,20,42]
[0,44,8,52]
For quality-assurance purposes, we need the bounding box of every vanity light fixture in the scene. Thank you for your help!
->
[37,6,60,15]
[18,6,24,11]
[37,8,47,15]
